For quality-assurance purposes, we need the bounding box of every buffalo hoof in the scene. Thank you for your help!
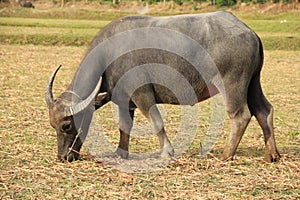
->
[115,147,129,159]
[160,144,174,159]
[264,152,281,163]
[59,152,79,163]
[219,153,234,162]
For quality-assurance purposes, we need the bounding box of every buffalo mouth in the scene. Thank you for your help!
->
[58,151,80,162]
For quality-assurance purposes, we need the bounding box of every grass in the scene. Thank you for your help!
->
[1,3,300,48]
[0,17,110,29]
[1,12,300,49]
[236,11,300,21]
[244,20,300,33]
[0,4,300,199]
[1,40,299,200]
[0,6,133,20]
[261,36,300,50]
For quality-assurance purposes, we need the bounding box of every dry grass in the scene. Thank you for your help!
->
[0,44,299,199]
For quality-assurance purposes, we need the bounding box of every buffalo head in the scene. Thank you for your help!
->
[45,65,104,162]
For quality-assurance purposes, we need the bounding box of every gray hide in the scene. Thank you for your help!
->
[47,11,280,162]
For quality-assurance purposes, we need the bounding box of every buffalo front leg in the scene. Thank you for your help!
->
[115,107,134,159]
[131,87,174,158]
[157,128,175,158]
[145,105,174,158]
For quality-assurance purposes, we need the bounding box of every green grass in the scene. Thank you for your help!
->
[0,26,98,36]
[237,11,300,21]
[0,7,133,20]
[0,17,103,46]
[1,14,300,50]
[245,20,300,34]
[0,33,93,46]
[0,17,110,29]
[262,36,300,50]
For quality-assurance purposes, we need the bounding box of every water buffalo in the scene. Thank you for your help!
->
[46,11,280,163]
[18,0,35,8]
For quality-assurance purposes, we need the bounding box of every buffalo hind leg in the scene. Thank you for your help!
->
[115,107,134,159]
[257,106,280,162]
[221,103,252,161]
[248,82,280,162]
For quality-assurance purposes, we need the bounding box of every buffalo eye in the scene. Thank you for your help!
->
[61,122,72,132]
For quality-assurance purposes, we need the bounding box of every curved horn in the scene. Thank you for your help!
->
[64,77,102,117]
[45,65,62,109]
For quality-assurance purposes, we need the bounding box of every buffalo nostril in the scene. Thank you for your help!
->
[57,154,65,162]
[57,154,69,162]
[57,152,79,163]
[67,152,80,162]
[64,155,70,162]
[67,155,74,162]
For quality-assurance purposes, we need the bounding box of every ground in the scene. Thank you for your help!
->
[0,2,299,199]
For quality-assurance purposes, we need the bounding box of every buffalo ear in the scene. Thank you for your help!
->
[94,92,108,109]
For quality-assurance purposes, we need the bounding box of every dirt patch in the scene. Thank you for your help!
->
[0,44,299,199]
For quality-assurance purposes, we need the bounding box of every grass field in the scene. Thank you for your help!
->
[0,8,300,49]
[0,5,300,199]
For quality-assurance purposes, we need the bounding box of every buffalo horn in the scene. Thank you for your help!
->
[64,77,102,117]
[45,65,62,109]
